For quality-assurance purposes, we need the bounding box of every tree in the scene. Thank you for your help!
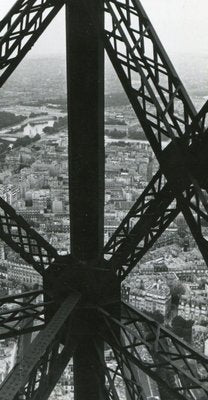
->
[199,319,208,327]
[151,310,164,324]
[0,111,26,129]
[21,283,30,292]
[167,280,185,305]
[43,126,54,134]
[198,278,207,290]
[107,129,126,139]
[33,283,40,290]
[172,316,193,342]
[178,226,188,238]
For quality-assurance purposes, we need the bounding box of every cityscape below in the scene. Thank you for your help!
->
[0,53,207,399]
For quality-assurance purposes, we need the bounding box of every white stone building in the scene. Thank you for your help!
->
[178,295,208,323]
[130,280,171,316]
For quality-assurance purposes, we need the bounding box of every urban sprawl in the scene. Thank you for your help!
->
[0,56,207,399]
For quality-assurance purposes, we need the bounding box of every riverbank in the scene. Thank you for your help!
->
[0,105,66,142]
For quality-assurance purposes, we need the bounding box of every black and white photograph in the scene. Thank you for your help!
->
[0,1,207,399]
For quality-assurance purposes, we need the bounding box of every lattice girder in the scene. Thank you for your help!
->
[0,289,50,339]
[0,0,208,284]
[104,100,208,278]
[104,0,197,150]
[0,0,65,87]
[0,1,208,400]
[95,342,145,400]
[99,302,208,400]
[0,197,58,276]
[0,293,80,400]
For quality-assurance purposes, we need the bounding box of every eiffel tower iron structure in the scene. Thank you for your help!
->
[0,0,208,399]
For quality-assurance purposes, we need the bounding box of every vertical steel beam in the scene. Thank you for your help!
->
[66,0,105,399]
[73,336,105,400]
[66,0,104,263]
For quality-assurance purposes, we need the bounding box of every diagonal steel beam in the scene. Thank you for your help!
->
[94,340,145,400]
[98,302,208,400]
[101,0,208,274]
[0,292,81,400]
[79,0,208,276]
[0,0,65,87]
[104,100,208,279]
[104,169,177,279]
[0,0,207,283]
[103,0,197,153]
[0,197,58,276]
[0,290,52,339]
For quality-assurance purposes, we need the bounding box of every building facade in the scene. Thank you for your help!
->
[129,280,171,316]
[178,295,208,323]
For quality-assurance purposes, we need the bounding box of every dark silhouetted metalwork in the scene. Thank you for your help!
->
[0,0,207,399]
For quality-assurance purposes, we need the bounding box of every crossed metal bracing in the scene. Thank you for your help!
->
[99,302,208,400]
[0,198,57,275]
[0,0,208,399]
[103,0,208,276]
[104,100,208,280]
[0,293,80,400]
[0,0,65,88]
[0,289,49,339]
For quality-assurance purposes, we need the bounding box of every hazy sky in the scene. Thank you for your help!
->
[0,0,208,59]
[0,0,66,57]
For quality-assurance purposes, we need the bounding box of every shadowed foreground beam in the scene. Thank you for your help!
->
[0,293,80,400]
[98,302,208,400]
[66,0,105,399]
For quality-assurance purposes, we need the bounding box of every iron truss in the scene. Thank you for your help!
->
[99,302,208,400]
[104,100,208,279]
[0,289,51,339]
[0,0,207,399]
[0,293,80,400]
[0,198,57,275]
[0,0,65,88]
